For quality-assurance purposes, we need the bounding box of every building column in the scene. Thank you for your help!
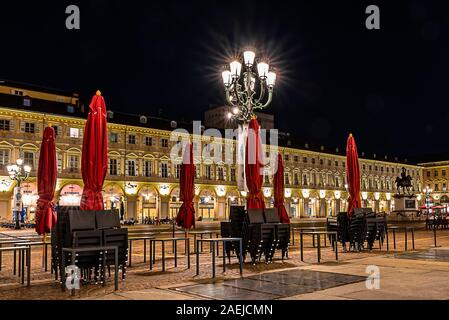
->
[159,196,169,219]
[319,198,326,217]
[374,200,380,213]
[217,197,226,220]
[302,199,309,218]
[126,195,138,220]
[285,198,291,218]
[335,199,341,215]
[194,196,200,218]
[386,200,391,213]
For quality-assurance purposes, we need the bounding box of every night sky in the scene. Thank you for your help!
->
[1,0,449,161]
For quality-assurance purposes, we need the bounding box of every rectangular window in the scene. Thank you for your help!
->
[145,137,153,146]
[128,160,136,177]
[144,161,152,177]
[161,163,168,178]
[230,168,236,182]
[294,173,299,185]
[328,160,331,166]
[434,170,438,177]
[69,128,80,138]
[52,125,59,136]
[443,170,446,177]
[69,155,79,171]
[284,173,290,185]
[435,184,439,192]
[443,183,447,192]
[284,154,289,161]
[110,133,118,143]
[427,171,430,177]
[335,161,339,167]
[0,149,9,166]
[303,157,307,163]
[23,151,34,166]
[218,167,224,180]
[0,120,10,131]
[319,159,324,165]
[24,122,35,133]
[128,135,136,145]
[294,156,299,162]
[311,158,316,165]
[67,105,75,113]
[109,159,118,176]
[205,165,212,180]
[161,139,169,148]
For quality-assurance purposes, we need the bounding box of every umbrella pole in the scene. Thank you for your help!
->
[42,233,47,270]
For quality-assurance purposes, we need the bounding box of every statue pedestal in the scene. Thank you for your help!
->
[389,194,420,222]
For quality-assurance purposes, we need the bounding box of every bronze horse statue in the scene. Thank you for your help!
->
[395,167,414,195]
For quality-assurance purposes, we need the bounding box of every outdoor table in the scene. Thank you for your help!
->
[292,226,327,247]
[128,233,157,267]
[0,246,31,286]
[61,246,119,295]
[14,242,48,279]
[189,230,220,253]
[149,237,190,272]
[0,239,50,272]
[300,231,338,263]
[195,237,243,278]
[386,225,415,251]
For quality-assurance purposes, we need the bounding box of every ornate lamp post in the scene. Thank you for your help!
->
[222,50,277,123]
[7,159,31,229]
[221,50,277,192]
[423,185,432,216]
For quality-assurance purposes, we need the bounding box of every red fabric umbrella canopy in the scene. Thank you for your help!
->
[176,143,195,229]
[346,134,361,217]
[35,126,57,235]
[245,118,265,209]
[273,153,290,223]
[80,91,108,210]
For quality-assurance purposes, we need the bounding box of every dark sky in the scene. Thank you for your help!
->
[1,0,449,160]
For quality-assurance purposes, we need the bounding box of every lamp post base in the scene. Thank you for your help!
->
[14,211,21,230]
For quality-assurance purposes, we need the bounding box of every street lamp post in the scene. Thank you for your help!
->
[7,159,31,230]
[221,50,277,192]
[423,185,432,217]
[222,50,277,123]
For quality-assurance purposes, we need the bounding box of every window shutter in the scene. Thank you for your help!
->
[135,160,139,177]
[167,163,171,177]
[79,128,84,138]
[9,120,15,132]
[35,123,40,134]
[117,160,121,175]
[223,167,227,181]
[20,121,25,132]
[158,162,162,177]
[125,161,129,176]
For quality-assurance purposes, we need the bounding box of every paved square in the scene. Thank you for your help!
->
[173,269,365,300]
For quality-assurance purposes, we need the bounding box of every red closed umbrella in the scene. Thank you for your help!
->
[176,143,195,229]
[273,153,290,223]
[80,91,108,210]
[245,118,265,209]
[346,134,361,216]
[35,125,57,235]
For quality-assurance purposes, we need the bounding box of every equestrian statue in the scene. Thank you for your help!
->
[395,167,414,195]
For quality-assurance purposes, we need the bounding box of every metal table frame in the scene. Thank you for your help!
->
[149,237,190,272]
[386,226,415,251]
[300,231,338,263]
[61,246,119,295]
[292,226,327,246]
[189,231,220,253]
[0,246,30,286]
[195,237,243,278]
[128,235,156,267]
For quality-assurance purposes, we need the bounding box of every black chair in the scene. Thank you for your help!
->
[96,210,120,230]
[263,208,290,261]
[71,230,104,282]
[246,209,276,264]
[348,209,369,252]
[102,228,128,279]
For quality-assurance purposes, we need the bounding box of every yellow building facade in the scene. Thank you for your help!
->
[0,81,425,223]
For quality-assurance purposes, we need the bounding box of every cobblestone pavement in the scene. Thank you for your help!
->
[1,228,448,300]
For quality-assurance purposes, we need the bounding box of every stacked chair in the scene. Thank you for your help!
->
[52,208,128,286]
[263,208,290,261]
[245,209,276,264]
[327,212,349,251]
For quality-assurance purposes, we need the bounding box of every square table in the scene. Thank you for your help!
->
[61,246,119,295]
[195,237,243,278]
[300,231,338,263]
[386,225,415,251]
[149,237,190,272]
[0,246,30,286]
